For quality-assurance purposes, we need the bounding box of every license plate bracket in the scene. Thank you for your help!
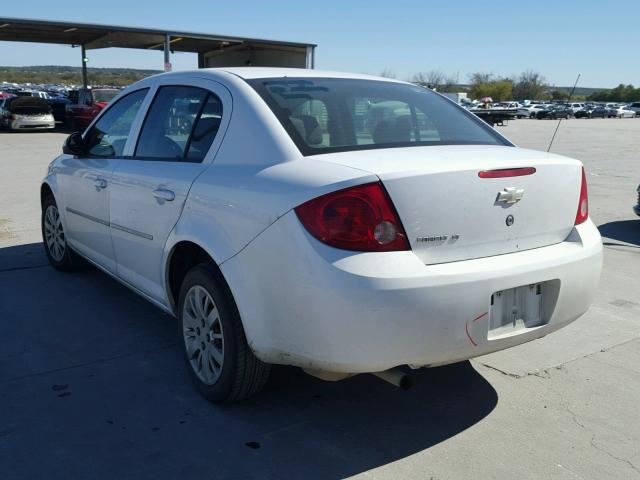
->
[488,282,550,340]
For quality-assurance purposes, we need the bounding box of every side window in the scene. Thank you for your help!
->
[135,85,223,162]
[84,89,148,157]
[186,94,223,161]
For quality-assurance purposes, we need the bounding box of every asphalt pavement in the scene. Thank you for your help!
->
[1,119,639,479]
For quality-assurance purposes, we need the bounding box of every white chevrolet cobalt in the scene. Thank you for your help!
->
[41,68,602,402]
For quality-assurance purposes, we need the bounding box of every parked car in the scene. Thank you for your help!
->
[566,103,585,114]
[517,104,546,118]
[575,106,607,118]
[65,87,119,131]
[634,184,640,217]
[535,105,571,119]
[41,68,603,402]
[628,102,640,115]
[608,105,636,118]
[0,96,55,131]
[47,97,71,124]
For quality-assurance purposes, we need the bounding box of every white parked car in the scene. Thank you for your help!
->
[1,96,55,131]
[41,68,603,402]
[517,104,546,118]
[609,105,637,118]
[567,102,585,114]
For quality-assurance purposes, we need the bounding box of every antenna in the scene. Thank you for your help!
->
[547,73,581,152]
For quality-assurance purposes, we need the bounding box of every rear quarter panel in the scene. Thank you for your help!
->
[163,72,377,288]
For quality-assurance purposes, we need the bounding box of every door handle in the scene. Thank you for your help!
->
[153,188,175,202]
[93,178,108,189]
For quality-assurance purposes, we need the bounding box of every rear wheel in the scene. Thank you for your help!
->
[41,195,80,271]
[178,264,270,403]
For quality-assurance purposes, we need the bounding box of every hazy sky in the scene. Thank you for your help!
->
[0,0,636,87]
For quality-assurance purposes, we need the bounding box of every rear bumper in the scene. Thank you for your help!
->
[10,119,55,130]
[222,212,603,373]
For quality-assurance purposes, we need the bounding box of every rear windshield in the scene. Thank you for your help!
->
[248,77,509,156]
[5,96,51,114]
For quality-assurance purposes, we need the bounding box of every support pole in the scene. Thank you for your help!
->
[306,46,315,69]
[164,34,171,72]
[81,44,88,89]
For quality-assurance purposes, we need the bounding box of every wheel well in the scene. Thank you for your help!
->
[41,183,54,205]
[167,241,226,312]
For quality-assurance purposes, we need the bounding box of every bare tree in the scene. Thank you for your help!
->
[379,68,396,79]
[412,70,444,87]
[468,72,494,86]
[412,70,460,91]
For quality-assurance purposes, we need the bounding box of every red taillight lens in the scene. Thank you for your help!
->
[575,167,589,225]
[295,182,410,252]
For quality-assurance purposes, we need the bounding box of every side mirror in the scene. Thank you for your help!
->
[63,132,87,156]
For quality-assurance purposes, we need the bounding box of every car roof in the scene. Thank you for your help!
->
[198,67,408,84]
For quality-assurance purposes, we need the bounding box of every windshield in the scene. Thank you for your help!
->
[93,89,119,103]
[248,77,509,156]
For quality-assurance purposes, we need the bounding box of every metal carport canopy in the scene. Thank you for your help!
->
[0,17,316,75]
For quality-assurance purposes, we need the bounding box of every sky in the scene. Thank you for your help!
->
[0,0,637,88]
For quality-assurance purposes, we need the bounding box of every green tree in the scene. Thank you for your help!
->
[512,71,547,100]
[468,72,513,101]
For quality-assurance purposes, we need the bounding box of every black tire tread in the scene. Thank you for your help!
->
[180,263,270,403]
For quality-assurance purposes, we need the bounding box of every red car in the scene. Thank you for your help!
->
[65,88,119,131]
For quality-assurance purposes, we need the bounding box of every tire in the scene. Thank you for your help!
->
[178,264,271,403]
[41,195,80,271]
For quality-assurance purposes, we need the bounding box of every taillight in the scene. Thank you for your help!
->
[575,167,589,225]
[295,182,410,252]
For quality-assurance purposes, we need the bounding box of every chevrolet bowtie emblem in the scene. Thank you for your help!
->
[496,187,524,204]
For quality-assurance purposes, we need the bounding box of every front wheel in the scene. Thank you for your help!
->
[178,264,271,403]
[41,195,80,271]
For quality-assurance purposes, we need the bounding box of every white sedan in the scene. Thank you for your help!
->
[609,105,637,118]
[41,68,603,402]
[516,104,546,118]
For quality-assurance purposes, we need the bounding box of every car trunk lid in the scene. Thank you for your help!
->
[311,145,583,264]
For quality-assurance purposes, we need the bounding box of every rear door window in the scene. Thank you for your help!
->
[135,85,223,162]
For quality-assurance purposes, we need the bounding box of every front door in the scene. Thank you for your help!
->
[109,82,228,302]
[59,88,148,273]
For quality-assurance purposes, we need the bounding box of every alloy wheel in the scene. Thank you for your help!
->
[182,285,225,385]
[44,205,65,262]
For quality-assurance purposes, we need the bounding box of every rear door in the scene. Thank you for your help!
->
[109,80,229,301]
[58,88,148,272]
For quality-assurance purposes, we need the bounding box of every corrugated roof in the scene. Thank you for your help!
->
[0,17,315,52]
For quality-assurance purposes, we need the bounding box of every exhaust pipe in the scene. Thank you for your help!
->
[372,369,414,390]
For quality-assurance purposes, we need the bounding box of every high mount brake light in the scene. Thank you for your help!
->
[478,167,536,178]
[295,182,410,252]
[575,167,589,225]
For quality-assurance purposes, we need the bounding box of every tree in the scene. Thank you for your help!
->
[468,72,513,101]
[550,89,569,100]
[411,70,460,92]
[512,70,547,100]
[379,68,396,79]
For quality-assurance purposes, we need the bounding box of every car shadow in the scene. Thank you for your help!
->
[599,220,640,246]
[1,242,498,480]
